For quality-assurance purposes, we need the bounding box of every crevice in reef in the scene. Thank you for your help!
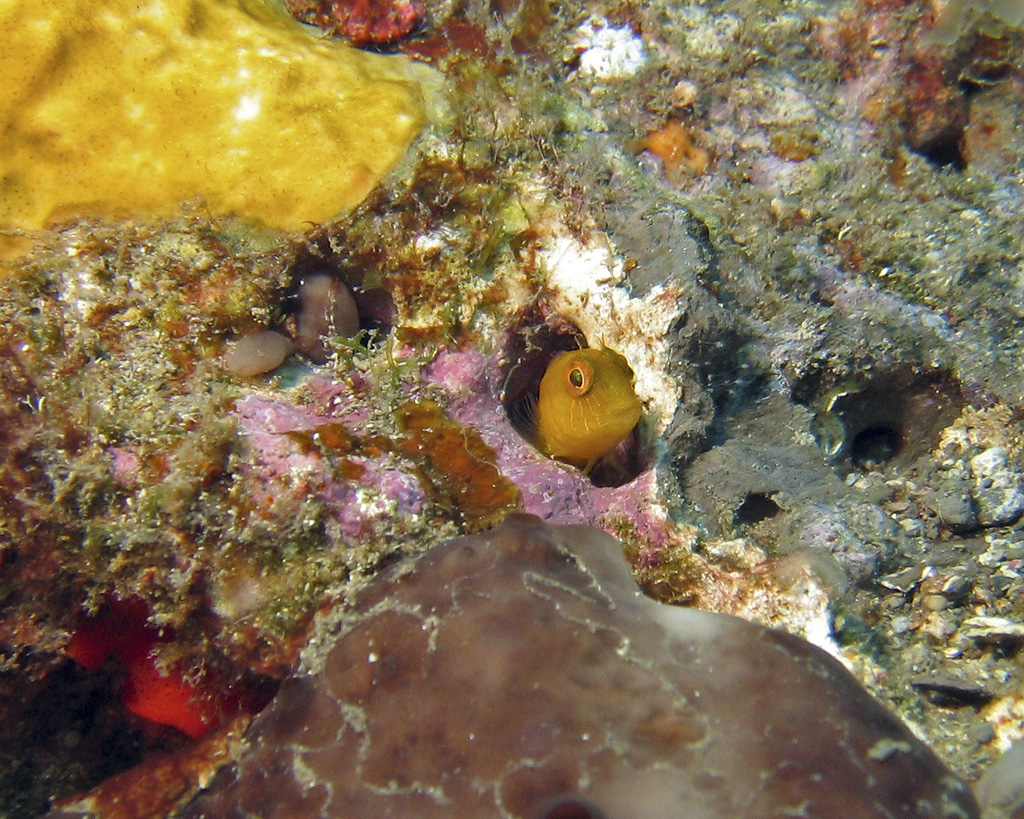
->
[499,304,648,487]
[806,368,966,479]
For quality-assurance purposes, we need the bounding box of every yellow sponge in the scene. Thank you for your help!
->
[0,0,428,231]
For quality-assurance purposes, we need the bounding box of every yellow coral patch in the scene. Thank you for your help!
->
[0,0,429,231]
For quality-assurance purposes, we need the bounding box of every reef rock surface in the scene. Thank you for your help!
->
[179,514,977,819]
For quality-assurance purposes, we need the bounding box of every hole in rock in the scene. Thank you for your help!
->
[282,240,396,361]
[850,425,902,470]
[537,796,607,819]
[500,305,647,488]
[226,248,392,377]
[734,491,781,525]
[913,129,966,170]
[809,369,965,477]
[502,307,585,440]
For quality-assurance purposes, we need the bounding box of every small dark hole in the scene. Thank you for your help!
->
[538,797,606,819]
[850,425,901,470]
[734,492,781,525]
[912,130,965,170]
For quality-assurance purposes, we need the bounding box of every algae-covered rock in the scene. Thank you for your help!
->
[0,0,429,231]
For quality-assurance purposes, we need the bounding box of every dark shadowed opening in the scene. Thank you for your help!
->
[536,796,607,819]
[850,425,902,470]
[734,491,782,525]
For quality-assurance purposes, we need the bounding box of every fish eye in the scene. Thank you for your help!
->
[564,359,593,397]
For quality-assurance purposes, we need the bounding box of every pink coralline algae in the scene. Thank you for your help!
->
[232,381,424,541]
[179,514,978,819]
[426,346,679,547]
[425,346,601,523]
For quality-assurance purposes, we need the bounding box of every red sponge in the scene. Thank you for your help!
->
[67,598,218,740]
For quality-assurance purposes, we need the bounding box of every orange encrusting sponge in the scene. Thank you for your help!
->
[66,598,218,740]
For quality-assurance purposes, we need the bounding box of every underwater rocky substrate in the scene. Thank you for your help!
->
[84,515,983,819]
[5,0,1024,812]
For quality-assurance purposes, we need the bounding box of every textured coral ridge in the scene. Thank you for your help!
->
[180,515,978,819]
[0,0,427,231]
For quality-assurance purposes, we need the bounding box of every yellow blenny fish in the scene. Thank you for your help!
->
[535,346,643,473]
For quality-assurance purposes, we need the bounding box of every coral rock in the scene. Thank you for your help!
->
[970,447,1024,526]
[0,0,429,230]
[181,514,978,819]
